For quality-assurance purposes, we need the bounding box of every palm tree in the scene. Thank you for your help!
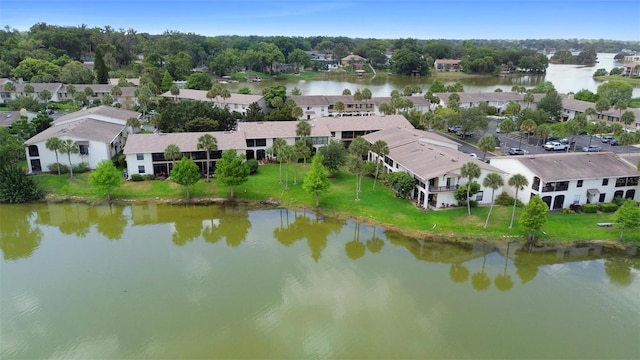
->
[45,137,64,175]
[272,138,287,183]
[59,139,79,179]
[460,162,481,216]
[220,88,231,105]
[164,144,181,175]
[197,134,218,182]
[280,144,296,189]
[523,91,534,109]
[508,174,529,229]
[584,107,597,120]
[477,135,496,161]
[126,117,141,134]
[595,98,610,120]
[534,123,552,146]
[483,172,504,228]
[371,140,389,190]
[66,84,77,103]
[342,88,351,95]
[38,89,52,104]
[110,85,122,102]
[520,119,537,147]
[24,84,34,98]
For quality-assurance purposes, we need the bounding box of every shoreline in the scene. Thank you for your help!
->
[39,193,639,253]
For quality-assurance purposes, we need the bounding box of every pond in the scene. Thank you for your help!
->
[224,53,640,98]
[1,202,639,359]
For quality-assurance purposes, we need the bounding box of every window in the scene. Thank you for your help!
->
[30,159,41,172]
[475,191,484,202]
[577,180,583,188]
[532,176,540,191]
[615,178,627,187]
[137,153,144,160]
[138,165,145,174]
[255,138,266,147]
[602,178,609,186]
[599,193,606,203]
[28,145,39,157]
[79,144,89,155]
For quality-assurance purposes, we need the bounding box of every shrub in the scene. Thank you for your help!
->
[561,208,576,214]
[130,174,145,182]
[47,162,69,174]
[598,202,619,213]
[612,196,625,206]
[112,152,126,168]
[245,159,259,175]
[143,174,155,181]
[72,162,90,174]
[494,191,524,207]
[583,203,598,213]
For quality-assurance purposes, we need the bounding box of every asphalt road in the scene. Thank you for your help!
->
[440,125,640,161]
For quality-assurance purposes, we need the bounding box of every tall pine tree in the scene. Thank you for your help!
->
[94,46,109,84]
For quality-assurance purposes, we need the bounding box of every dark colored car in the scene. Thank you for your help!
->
[508,148,528,155]
[610,138,619,146]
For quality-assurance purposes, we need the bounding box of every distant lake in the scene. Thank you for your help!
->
[224,53,640,98]
[1,202,639,359]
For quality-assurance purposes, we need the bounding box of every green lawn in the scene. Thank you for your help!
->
[34,163,640,245]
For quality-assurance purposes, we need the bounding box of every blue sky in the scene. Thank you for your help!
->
[1,0,638,40]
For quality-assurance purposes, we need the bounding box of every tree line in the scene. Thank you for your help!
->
[11,23,640,82]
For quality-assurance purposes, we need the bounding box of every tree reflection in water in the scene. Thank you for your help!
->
[471,243,491,291]
[94,204,128,240]
[494,242,514,291]
[0,204,42,260]
[345,221,366,260]
[449,264,470,283]
[365,226,384,254]
[273,209,343,262]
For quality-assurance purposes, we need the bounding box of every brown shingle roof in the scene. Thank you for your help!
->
[160,89,264,105]
[53,106,140,125]
[362,126,459,148]
[316,114,413,132]
[513,152,639,181]
[238,120,331,139]
[26,119,125,145]
[123,131,247,154]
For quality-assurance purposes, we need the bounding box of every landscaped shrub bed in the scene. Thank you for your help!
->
[598,202,619,213]
[582,203,598,213]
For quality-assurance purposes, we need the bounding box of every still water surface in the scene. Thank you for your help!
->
[226,53,640,98]
[1,202,639,359]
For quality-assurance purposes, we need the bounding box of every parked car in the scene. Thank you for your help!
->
[610,138,619,146]
[560,138,576,145]
[544,141,570,151]
[448,125,461,133]
[455,129,474,137]
[582,145,601,152]
[508,148,528,155]
[601,136,613,143]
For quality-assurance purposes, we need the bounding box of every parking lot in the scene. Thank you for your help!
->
[441,124,640,160]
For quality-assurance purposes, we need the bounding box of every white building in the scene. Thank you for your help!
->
[24,106,141,173]
[363,126,504,209]
[160,89,267,116]
[490,152,640,209]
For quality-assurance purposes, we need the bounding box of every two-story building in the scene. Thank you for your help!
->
[363,126,504,209]
[434,59,462,72]
[160,89,267,116]
[490,152,640,210]
[24,106,141,173]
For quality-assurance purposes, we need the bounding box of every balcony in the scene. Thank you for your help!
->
[429,185,459,192]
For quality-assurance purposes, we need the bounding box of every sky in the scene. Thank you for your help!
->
[1,0,639,40]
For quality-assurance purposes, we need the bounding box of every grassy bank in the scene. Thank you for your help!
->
[593,75,640,86]
[34,163,640,245]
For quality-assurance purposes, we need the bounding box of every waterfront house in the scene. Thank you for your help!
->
[363,126,504,209]
[434,59,462,72]
[490,152,640,210]
[24,106,140,173]
[160,89,267,116]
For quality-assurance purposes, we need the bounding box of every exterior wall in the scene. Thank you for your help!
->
[125,153,154,177]
[26,138,112,174]
[490,158,640,209]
